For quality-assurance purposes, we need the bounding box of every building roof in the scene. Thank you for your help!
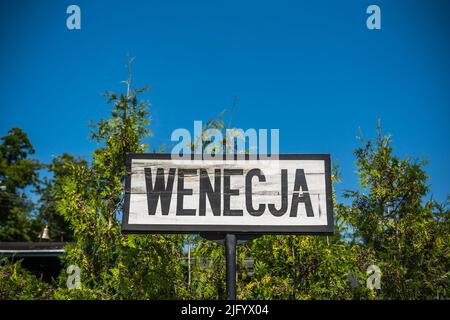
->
[0,242,65,257]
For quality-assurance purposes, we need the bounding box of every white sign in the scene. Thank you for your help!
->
[122,154,333,234]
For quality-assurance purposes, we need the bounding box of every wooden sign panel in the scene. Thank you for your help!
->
[122,154,333,234]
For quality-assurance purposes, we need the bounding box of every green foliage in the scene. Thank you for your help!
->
[0,258,51,299]
[35,153,88,242]
[116,234,188,299]
[189,237,227,299]
[0,128,42,241]
[339,121,449,299]
[240,235,371,299]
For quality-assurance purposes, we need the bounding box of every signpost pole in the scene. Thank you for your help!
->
[225,233,237,300]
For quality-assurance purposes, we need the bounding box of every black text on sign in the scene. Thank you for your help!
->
[122,154,333,234]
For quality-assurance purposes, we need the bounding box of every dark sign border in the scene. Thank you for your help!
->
[121,154,334,235]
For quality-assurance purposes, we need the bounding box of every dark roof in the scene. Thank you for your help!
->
[0,242,65,257]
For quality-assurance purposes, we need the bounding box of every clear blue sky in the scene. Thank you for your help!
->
[1,0,449,202]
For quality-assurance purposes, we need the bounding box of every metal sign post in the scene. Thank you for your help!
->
[225,234,237,300]
[201,233,259,299]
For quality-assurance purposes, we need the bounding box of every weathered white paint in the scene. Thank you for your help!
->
[125,158,331,227]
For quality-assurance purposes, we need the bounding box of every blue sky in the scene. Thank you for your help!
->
[0,0,449,202]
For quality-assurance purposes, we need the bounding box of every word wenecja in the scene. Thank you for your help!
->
[145,167,314,217]
[124,154,332,233]
[171,121,280,160]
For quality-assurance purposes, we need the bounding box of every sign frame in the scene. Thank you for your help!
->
[121,153,334,235]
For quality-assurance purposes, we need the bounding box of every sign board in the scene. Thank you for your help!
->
[122,154,333,234]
